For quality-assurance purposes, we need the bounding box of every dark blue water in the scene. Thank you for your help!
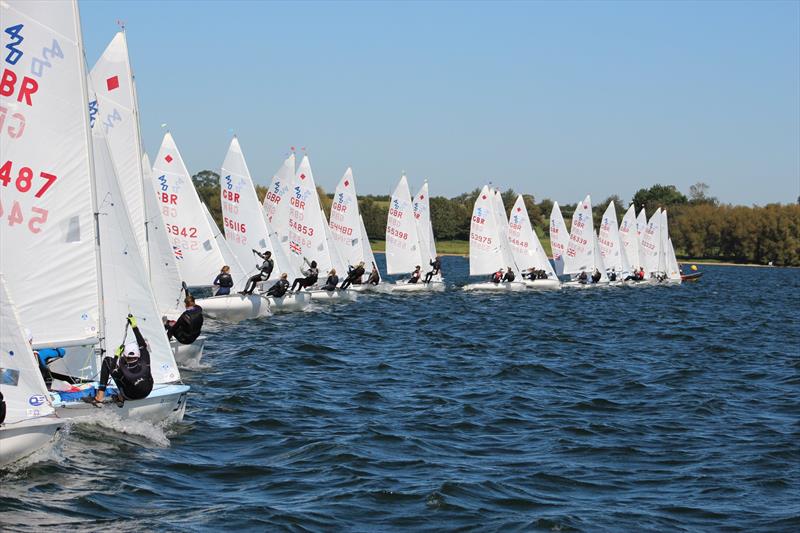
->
[2,259,799,531]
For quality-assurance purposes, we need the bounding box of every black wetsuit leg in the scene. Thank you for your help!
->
[98,356,116,392]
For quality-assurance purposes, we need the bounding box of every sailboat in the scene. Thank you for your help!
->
[286,156,356,301]
[328,168,381,291]
[507,195,559,289]
[92,33,205,365]
[0,276,65,467]
[549,202,569,277]
[1,0,188,423]
[215,138,308,311]
[640,207,663,279]
[597,202,631,283]
[411,181,445,289]
[385,176,444,292]
[619,204,643,275]
[562,195,607,287]
[464,186,526,291]
[660,210,681,284]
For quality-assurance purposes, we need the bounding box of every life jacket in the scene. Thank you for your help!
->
[217,273,233,288]
[116,360,153,400]
[306,267,319,284]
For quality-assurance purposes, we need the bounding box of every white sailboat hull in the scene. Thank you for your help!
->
[171,336,206,367]
[0,417,65,466]
[563,280,610,288]
[390,281,446,292]
[305,289,358,302]
[463,281,527,292]
[197,294,271,322]
[267,291,311,311]
[522,279,561,290]
[53,383,189,423]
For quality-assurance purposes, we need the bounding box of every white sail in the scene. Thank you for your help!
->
[328,168,363,269]
[469,185,507,276]
[563,195,595,275]
[0,275,56,424]
[219,137,277,271]
[666,238,681,280]
[659,209,670,275]
[359,215,379,279]
[201,202,246,285]
[385,175,424,275]
[90,31,147,264]
[592,232,609,281]
[619,205,642,271]
[508,195,555,276]
[597,202,626,274]
[323,208,347,275]
[0,0,100,346]
[263,154,294,257]
[640,208,662,276]
[636,207,648,269]
[287,156,335,273]
[412,182,437,263]
[549,202,569,276]
[92,126,179,385]
[150,133,226,287]
[142,154,184,316]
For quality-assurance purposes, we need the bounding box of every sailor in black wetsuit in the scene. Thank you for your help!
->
[423,256,441,283]
[407,265,421,284]
[340,261,365,289]
[90,314,153,404]
[577,271,588,284]
[212,265,234,295]
[591,269,602,283]
[367,262,380,285]
[322,269,339,291]
[266,273,290,298]
[166,295,204,344]
[241,250,274,295]
[291,258,319,291]
[502,267,515,283]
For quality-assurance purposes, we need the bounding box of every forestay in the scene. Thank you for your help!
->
[508,195,555,276]
[0,275,56,424]
[151,133,225,287]
[549,202,569,276]
[563,195,595,275]
[92,125,180,385]
[619,205,642,271]
[385,175,423,275]
[143,154,184,316]
[329,168,363,270]
[219,137,276,271]
[90,31,147,264]
[412,182,437,265]
[287,156,335,274]
[0,0,100,346]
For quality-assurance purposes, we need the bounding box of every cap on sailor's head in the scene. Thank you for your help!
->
[124,341,140,359]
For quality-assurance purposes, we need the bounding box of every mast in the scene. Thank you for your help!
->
[76,0,107,355]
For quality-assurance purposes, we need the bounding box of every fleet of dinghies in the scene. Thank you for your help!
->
[0,0,686,465]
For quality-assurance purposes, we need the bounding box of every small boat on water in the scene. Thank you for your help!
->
[507,194,560,290]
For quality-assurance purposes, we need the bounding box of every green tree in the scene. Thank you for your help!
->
[631,184,687,214]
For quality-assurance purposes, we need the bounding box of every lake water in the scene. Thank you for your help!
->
[1,259,799,531]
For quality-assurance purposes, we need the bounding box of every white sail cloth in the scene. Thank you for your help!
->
[385,175,424,275]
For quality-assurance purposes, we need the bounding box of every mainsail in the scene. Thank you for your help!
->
[563,195,594,275]
[549,202,569,276]
[385,175,423,275]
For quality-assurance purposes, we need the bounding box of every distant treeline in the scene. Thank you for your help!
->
[191,171,800,266]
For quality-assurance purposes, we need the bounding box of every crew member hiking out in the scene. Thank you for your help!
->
[291,258,319,291]
[266,273,290,298]
[166,295,204,344]
[424,256,441,283]
[340,261,365,289]
[407,265,421,284]
[87,314,153,405]
[240,250,274,295]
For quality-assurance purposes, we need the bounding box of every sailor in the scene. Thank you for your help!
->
[423,256,442,283]
[502,267,516,283]
[322,269,339,291]
[408,265,422,284]
[290,258,319,291]
[88,314,153,405]
[340,261,366,289]
[212,265,234,295]
[25,328,65,389]
[0,391,5,424]
[578,271,588,284]
[367,262,380,285]
[166,294,204,344]
[491,268,504,283]
[266,273,290,298]
[608,268,617,282]
[240,250,274,295]
[591,269,602,283]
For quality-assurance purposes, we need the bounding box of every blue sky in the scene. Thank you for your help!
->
[80,0,799,206]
